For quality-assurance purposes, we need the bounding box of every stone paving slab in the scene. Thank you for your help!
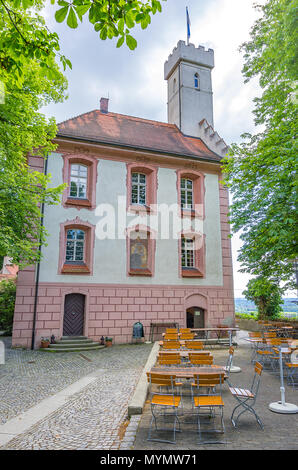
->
[0,337,153,427]
[133,333,298,450]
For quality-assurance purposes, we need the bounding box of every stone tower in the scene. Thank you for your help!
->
[164,41,228,157]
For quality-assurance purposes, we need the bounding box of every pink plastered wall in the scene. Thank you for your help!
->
[12,282,235,348]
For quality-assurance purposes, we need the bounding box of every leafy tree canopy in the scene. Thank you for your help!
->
[243,276,284,319]
[0,7,68,266]
[222,0,298,290]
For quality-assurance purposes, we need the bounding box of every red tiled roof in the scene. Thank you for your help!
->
[57,110,221,162]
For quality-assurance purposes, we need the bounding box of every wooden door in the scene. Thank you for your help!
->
[186,307,205,329]
[63,293,85,336]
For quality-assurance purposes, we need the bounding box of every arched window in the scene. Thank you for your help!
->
[194,73,199,89]
[179,231,205,278]
[176,169,205,218]
[70,164,88,199]
[59,218,95,275]
[173,78,176,93]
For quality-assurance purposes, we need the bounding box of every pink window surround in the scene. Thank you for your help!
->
[178,230,206,278]
[126,225,156,277]
[58,217,95,275]
[62,154,98,210]
[126,162,157,214]
[176,169,205,219]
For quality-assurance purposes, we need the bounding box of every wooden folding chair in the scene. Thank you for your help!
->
[179,328,191,334]
[164,333,179,341]
[189,353,213,366]
[165,328,178,334]
[180,333,195,340]
[185,340,204,350]
[146,372,182,444]
[229,362,264,429]
[158,352,181,367]
[191,372,225,444]
[162,341,181,350]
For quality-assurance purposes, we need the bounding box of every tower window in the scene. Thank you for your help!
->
[194,73,199,89]
[173,78,176,93]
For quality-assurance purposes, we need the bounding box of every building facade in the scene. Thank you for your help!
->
[12,41,235,348]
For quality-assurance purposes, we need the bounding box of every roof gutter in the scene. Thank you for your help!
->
[55,133,222,164]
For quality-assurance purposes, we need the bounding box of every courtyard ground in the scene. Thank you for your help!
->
[0,332,297,451]
[133,332,298,450]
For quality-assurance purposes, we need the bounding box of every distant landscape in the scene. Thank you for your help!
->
[235,298,298,318]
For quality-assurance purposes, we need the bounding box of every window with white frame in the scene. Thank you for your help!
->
[180,178,193,210]
[181,237,195,268]
[69,164,88,199]
[66,229,85,262]
[131,172,146,205]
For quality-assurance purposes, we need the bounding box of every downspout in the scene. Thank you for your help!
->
[31,155,48,350]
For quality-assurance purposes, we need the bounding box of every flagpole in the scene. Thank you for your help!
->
[186,6,190,45]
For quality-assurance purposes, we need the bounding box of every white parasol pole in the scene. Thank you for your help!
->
[226,329,241,373]
[269,346,298,414]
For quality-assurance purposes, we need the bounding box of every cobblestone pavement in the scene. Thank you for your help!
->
[133,334,298,450]
[0,337,152,449]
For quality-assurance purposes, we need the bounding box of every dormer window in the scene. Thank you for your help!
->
[70,164,88,199]
[194,73,199,89]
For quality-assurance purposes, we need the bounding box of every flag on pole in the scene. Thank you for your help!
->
[186,6,191,45]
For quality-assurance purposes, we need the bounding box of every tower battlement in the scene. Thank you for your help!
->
[164,40,214,80]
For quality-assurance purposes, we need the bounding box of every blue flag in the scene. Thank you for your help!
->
[186,6,191,44]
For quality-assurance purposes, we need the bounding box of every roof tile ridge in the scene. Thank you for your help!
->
[58,109,98,126]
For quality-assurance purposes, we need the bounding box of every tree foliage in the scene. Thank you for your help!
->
[243,277,284,319]
[0,279,16,334]
[222,0,298,289]
[0,6,68,266]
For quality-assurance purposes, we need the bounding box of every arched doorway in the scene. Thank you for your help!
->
[63,293,85,336]
[186,307,205,329]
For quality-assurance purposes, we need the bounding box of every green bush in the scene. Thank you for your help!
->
[0,279,16,335]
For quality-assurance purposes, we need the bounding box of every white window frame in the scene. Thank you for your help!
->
[69,164,88,199]
[131,172,146,206]
[181,237,195,268]
[66,229,85,262]
[180,178,193,210]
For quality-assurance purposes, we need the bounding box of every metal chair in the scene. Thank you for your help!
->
[164,333,179,341]
[179,328,191,334]
[185,340,204,350]
[285,363,298,389]
[165,328,178,334]
[162,341,181,350]
[191,372,225,444]
[229,362,264,430]
[146,372,182,444]
[180,333,195,340]
[189,353,213,366]
[158,352,181,367]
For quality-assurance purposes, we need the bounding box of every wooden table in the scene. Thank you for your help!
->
[151,366,227,380]
[149,322,179,342]
[191,328,239,347]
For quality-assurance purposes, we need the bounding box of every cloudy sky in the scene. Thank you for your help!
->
[41,0,274,298]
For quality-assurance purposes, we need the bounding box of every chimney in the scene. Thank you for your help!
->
[100,97,109,113]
